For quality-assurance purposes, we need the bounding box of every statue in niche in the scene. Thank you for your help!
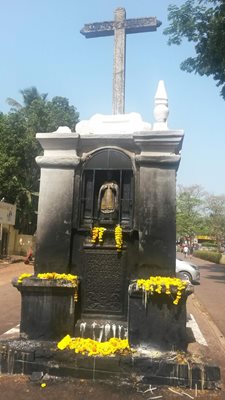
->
[98,178,119,218]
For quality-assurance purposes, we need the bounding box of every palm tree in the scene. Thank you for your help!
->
[20,87,48,107]
[6,86,48,110]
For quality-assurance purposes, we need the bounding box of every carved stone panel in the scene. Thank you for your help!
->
[82,250,126,316]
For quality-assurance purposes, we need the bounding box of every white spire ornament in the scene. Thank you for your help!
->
[153,80,169,130]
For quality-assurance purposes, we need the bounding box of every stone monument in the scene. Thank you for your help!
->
[14,9,187,346]
[1,9,220,388]
[19,78,185,347]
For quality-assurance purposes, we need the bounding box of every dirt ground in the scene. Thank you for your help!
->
[0,374,223,400]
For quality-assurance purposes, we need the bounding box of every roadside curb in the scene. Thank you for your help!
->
[187,293,225,391]
[191,294,225,356]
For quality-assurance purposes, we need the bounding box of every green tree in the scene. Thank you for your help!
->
[0,87,79,234]
[205,194,225,246]
[47,96,79,131]
[164,0,225,99]
[0,111,41,234]
[176,185,207,240]
[6,86,48,110]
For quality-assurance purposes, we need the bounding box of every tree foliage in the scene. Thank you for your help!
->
[205,194,225,244]
[176,185,225,246]
[176,184,206,239]
[0,87,79,234]
[164,0,225,99]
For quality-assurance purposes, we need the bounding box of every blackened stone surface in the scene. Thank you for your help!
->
[35,168,75,274]
[0,339,221,389]
[138,166,176,277]
[128,287,189,350]
[33,130,184,350]
[13,279,77,340]
[35,130,183,279]
[82,249,127,315]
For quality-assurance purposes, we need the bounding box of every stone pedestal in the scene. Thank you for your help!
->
[13,278,78,340]
[128,284,193,350]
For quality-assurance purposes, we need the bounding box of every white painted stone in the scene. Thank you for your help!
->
[153,80,169,130]
[76,112,152,135]
[0,325,20,339]
[54,126,72,133]
[186,314,208,346]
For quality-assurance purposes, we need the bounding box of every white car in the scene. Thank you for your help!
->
[176,259,200,284]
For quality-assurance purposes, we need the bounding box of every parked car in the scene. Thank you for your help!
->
[176,259,200,284]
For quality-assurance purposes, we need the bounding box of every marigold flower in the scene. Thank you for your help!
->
[136,276,187,305]
[115,225,123,252]
[91,227,100,243]
[98,227,106,243]
[36,272,78,286]
[57,336,130,357]
[91,227,106,244]
[57,334,72,350]
[17,273,32,283]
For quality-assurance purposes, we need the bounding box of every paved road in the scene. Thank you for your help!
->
[0,262,33,335]
[178,254,225,337]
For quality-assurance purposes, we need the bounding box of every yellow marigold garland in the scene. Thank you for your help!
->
[91,225,123,252]
[91,227,99,243]
[91,227,106,244]
[17,272,78,285]
[98,227,106,243]
[37,272,78,285]
[57,335,130,357]
[17,273,32,283]
[17,272,78,301]
[115,225,123,252]
[137,276,187,305]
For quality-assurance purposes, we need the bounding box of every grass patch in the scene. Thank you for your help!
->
[193,250,222,264]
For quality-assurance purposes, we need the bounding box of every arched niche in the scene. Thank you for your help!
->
[79,149,134,229]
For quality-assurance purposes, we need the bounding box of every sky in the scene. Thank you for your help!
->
[1,0,225,195]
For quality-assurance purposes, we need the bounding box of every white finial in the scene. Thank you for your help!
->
[54,126,72,133]
[153,80,169,130]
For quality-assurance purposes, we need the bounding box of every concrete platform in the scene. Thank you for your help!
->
[0,337,220,390]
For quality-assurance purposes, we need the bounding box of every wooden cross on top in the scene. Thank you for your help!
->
[81,8,161,115]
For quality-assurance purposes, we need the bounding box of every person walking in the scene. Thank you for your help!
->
[189,244,194,259]
[183,245,188,258]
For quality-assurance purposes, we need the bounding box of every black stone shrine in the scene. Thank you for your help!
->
[13,117,186,346]
[13,7,186,348]
[5,9,220,387]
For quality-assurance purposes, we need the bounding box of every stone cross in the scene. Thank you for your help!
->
[81,8,161,115]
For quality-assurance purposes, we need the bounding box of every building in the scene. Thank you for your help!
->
[0,201,16,257]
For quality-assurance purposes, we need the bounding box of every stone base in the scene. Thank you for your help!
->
[128,284,192,350]
[0,339,220,390]
[13,278,77,340]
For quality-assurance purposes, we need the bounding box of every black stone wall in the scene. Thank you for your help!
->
[35,168,75,274]
[137,165,176,277]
